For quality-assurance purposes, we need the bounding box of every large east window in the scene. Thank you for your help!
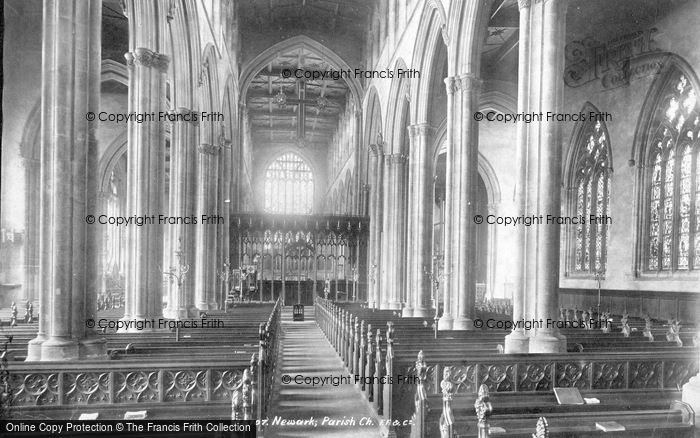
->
[569,118,612,274]
[646,73,700,271]
[264,152,314,214]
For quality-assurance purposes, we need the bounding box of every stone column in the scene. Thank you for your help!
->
[438,77,456,330]
[195,143,220,310]
[28,0,105,361]
[504,0,533,353]
[379,151,393,309]
[120,48,169,330]
[394,154,409,313]
[381,153,407,311]
[354,109,364,215]
[408,124,435,317]
[219,130,232,307]
[526,0,568,353]
[163,109,199,319]
[449,74,481,330]
[404,130,417,317]
[367,143,383,308]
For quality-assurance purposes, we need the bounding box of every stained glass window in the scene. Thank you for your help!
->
[570,118,611,274]
[264,153,314,214]
[645,73,700,271]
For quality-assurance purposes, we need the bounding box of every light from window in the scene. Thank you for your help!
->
[646,73,700,271]
[264,152,314,214]
[572,119,611,274]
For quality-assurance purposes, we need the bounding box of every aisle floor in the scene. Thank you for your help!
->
[265,307,381,438]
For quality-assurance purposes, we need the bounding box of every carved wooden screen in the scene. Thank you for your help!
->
[231,214,369,304]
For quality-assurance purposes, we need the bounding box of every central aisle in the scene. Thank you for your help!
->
[266,306,381,438]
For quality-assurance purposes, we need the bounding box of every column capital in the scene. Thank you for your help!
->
[444,76,458,96]
[369,142,384,156]
[487,203,499,216]
[20,155,40,168]
[455,73,482,92]
[408,123,434,139]
[96,190,111,204]
[125,48,170,72]
[169,107,200,126]
[198,143,221,155]
[387,153,408,164]
[518,0,531,9]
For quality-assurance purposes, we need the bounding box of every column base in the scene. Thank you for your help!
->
[411,307,434,318]
[402,307,414,317]
[504,329,530,353]
[163,305,198,319]
[529,329,567,353]
[682,375,700,428]
[452,317,475,330]
[196,302,215,311]
[41,337,79,361]
[367,300,376,308]
[116,317,164,333]
[26,334,47,361]
[438,315,453,330]
[79,336,107,359]
[380,302,402,311]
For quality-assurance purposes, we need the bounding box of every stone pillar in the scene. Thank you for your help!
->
[449,74,481,330]
[367,143,383,308]
[22,157,41,307]
[195,143,220,310]
[121,48,169,330]
[408,124,434,317]
[379,151,393,309]
[382,154,407,311]
[218,130,232,308]
[163,109,199,319]
[28,0,105,361]
[404,130,417,317]
[354,109,364,215]
[393,154,409,314]
[504,0,533,353]
[438,77,456,330]
[525,0,568,353]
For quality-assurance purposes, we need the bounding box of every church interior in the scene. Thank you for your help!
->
[1,0,700,436]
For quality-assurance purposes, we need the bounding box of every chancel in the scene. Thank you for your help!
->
[1,0,700,437]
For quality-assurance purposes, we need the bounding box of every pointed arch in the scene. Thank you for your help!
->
[362,85,383,193]
[411,0,449,124]
[386,58,412,154]
[633,55,700,273]
[169,0,201,108]
[446,0,491,76]
[199,44,220,144]
[563,102,613,276]
[240,35,363,108]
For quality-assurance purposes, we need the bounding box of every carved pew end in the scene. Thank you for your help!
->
[532,416,549,438]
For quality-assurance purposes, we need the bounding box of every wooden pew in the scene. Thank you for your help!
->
[314,299,698,438]
[5,299,282,426]
[441,383,694,438]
